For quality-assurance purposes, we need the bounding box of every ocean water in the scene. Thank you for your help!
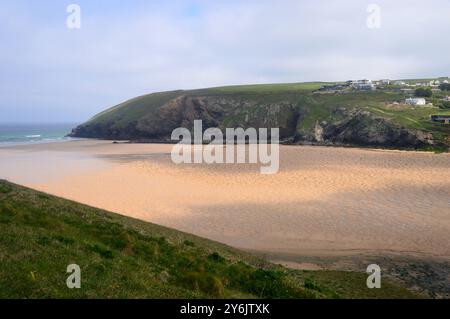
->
[0,123,79,146]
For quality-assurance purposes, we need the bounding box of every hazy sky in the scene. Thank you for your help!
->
[1,0,450,123]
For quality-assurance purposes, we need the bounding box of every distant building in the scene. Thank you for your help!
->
[355,84,375,91]
[394,81,406,86]
[429,81,439,87]
[379,79,390,85]
[352,79,375,91]
[405,97,426,106]
[430,115,450,124]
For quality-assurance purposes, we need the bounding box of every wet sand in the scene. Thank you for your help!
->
[1,140,449,259]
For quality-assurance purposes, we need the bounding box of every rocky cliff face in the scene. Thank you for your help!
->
[71,94,300,141]
[70,93,437,149]
[309,109,432,148]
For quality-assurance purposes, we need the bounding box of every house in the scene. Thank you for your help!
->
[430,115,450,124]
[429,81,439,87]
[356,83,375,90]
[394,81,406,86]
[352,79,375,91]
[443,96,450,101]
[379,79,390,85]
[405,97,426,106]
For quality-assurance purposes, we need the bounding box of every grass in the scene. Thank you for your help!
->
[0,180,423,299]
[86,90,184,127]
[367,105,450,147]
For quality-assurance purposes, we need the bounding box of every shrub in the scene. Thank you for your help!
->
[440,101,450,109]
[247,269,287,298]
[132,241,157,260]
[88,244,114,259]
[177,272,224,297]
[0,204,17,223]
[0,183,13,194]
[183,240,195,247]
[304,277,322,292]
[207,252,225,263]
[53,235,75,245]
[415,87,432,97]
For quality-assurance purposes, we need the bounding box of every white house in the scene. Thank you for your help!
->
[429,81,439,87]
[405,97,426,106]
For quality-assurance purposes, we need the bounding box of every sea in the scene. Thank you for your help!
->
[0,123,79,146]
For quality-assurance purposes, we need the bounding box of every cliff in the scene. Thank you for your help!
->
[70,82,450,150]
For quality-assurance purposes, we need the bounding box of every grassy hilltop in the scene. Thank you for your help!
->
[70,81,450,151]
[0,180,421,299]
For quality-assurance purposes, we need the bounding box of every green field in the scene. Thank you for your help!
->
[0,180,422,299]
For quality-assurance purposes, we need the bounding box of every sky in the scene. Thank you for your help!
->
[1,0,450,123]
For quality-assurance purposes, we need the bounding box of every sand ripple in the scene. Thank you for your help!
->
[1,141,449,257]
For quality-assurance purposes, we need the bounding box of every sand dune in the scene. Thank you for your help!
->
[1,140,449,257]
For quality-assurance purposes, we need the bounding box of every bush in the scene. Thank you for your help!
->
[440,101,450,109]
[177,272,224,297]
[88,244,114,259]
[439,83,450,91]
[133,241,157,260]
[0,182,12,194]
[208,252,225,263]
[304,277,322,292]
[183,240,195,247]
[53,235,75,245]
[247,269,288,298]
[0,203,17,223]
[415,87,432,97]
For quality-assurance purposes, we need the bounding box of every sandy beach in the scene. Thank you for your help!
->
[1,140,449,259]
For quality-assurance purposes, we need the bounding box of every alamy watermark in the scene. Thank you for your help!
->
[66,264,81,289]
[66,4,81,29]
[366,264,381,288]
[366,4,381,29]
[170,120,280,174]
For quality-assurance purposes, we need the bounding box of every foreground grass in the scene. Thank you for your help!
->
[0,180,422,299]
